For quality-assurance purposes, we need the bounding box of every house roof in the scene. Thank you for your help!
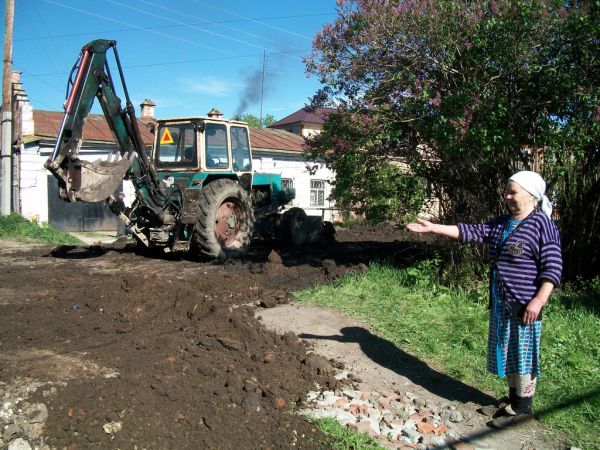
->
[249,127,304,153]
[28,109,304,153]
[269,107,334,128]
[32,110,155,145]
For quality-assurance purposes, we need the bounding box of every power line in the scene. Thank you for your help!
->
[15,1,328,116]
[23,49,310,77]
[135,0,306,53]
[101,0,303,62]
[26,97,63,112]
[17,2,60,75]
[14,65,64,94]
[188,0,315,41]
[14,11,332,42]
[31,0,69,71]
[41,0,243,57]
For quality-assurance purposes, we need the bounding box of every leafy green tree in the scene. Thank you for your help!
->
[540,6,600,280]
[308,107,426,222]
[232,113,276,128]
[306,0,599,279]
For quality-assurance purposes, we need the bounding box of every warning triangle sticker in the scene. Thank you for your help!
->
[160,128,174,144]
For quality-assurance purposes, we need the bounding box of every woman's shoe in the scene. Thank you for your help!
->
[488,395,534,428]
[477,396,510,417]
[487,412,533,429]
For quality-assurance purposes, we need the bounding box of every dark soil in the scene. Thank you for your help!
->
[0,224,428,450]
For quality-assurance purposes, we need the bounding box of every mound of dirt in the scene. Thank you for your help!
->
[0,223,422,449]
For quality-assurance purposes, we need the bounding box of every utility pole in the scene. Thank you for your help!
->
[259,50,265,128]
[1,0,15,215]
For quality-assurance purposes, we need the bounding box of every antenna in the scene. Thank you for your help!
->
[260,50,266,128]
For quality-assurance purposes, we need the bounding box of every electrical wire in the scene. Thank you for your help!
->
[13,65,64,95]
[26,49,310,77]
[31,0,70,71]
[101,0,302,62]
[17,1,61,75]
[41,0,243,57]
[14,12,332,43]
[188,0,316,41]
[17,1,327,118]
[134,0,306,53]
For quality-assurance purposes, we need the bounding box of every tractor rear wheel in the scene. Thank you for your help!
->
[192,179,254,260]
[280,207,308,246]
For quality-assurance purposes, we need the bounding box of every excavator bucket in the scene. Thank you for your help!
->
[56,156,133,203]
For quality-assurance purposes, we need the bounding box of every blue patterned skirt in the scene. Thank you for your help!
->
[488,274,542,377]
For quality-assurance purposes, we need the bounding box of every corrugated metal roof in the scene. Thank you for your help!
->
[28,110,304,153]
[31,110,155,145]
[268,107,334,128]
[249,127,304,153]
[29,110,305,153]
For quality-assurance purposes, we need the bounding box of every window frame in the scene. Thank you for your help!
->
[310,179,326,207]
[204,123,230,170]
[154,123,197,168]
[230,126,252,172]
[281,178,294,190]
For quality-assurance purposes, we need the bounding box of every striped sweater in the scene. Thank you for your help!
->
[458,210,562,316]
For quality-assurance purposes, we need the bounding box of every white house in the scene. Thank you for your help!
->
[250,127,336,220]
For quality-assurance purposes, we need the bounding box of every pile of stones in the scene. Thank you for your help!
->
[299,380,471,449]
[0,379,55,450]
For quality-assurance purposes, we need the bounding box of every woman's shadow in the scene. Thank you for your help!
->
[299,326,496,406]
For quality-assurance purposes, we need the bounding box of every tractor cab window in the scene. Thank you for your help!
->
[231,126,252,171]
[156,124,196,166]
[205,123,229,169]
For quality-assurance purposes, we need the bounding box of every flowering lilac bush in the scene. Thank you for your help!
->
[305,0,599,279]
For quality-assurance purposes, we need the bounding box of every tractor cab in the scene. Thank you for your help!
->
[152,114,253,174]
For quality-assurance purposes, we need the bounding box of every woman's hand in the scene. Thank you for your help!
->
[524,281,555,324]
[523,297,545,324]
[406,219,460,239]
[406,218,435,234]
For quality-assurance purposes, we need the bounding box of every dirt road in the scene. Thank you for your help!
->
[0,225,560,449]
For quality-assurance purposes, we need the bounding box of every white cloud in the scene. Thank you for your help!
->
[180,77,231,96]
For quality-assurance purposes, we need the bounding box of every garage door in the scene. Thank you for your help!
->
[47,175,119,232]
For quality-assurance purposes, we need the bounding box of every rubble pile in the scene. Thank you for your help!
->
[0,379,56,450]
[299,382,470,449]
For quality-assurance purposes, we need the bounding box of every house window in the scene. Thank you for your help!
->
[310,179,326,207]
[281,178,294,190]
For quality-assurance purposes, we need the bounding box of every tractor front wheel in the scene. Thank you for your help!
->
[192,179,254,260]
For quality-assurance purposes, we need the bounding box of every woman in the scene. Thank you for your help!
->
[406,171,562,428]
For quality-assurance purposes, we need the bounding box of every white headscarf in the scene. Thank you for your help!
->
[508,171,553,217]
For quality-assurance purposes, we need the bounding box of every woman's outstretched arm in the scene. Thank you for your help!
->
[406,218,460,239]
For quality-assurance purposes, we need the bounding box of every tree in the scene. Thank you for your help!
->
[308,106,426,222]
[306,0,599,279]
[232,113,276,128]
[540,5,600,280]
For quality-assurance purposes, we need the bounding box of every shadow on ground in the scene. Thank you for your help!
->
[46,235,435,270]
[299,326,497,406]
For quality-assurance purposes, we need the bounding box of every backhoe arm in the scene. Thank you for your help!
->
[44,39,156,203]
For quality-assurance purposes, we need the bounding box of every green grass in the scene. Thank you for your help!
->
[295,261,600,450]
[0,213,83,245]
[309,418,384,449]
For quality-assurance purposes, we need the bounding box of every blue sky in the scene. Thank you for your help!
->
[6,0,337,122]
